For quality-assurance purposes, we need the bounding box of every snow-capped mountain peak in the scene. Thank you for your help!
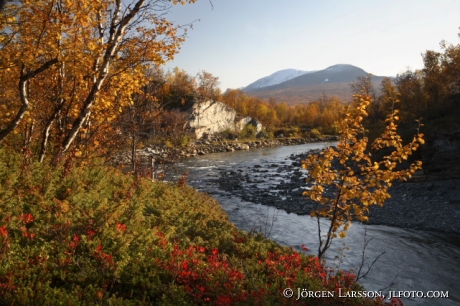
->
[244,69,313,91]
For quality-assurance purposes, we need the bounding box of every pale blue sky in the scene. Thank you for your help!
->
[164,0,460,91]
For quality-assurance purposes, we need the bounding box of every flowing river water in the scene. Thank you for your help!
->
[172,143,460,305]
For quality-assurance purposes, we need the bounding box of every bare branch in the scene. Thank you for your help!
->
[355,227,386,282]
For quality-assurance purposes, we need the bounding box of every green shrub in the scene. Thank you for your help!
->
[275,127,301,138]
[240,124,257,139]
[218,128,239,140]
[309,128,322,138]
[0,149,385,305]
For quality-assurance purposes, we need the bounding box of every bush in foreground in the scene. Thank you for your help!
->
[0,150,388,305]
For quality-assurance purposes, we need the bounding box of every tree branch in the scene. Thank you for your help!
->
[22,58,59,79]
[60,0,146,153]
[0,59,58,142]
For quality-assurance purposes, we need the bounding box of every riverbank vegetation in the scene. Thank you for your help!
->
[0,148,388,305]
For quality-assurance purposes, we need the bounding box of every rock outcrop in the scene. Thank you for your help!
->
[187,99,264,139]
[235,116,263,134]
[187,100,236,139]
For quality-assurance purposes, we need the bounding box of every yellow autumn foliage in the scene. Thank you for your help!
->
[302,94,423,260]
[0,0,197,159]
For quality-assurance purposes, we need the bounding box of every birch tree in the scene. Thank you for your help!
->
[0,0,196,160]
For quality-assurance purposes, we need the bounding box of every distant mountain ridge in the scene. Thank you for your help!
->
[243,64,388,104]
[244,69,313,91]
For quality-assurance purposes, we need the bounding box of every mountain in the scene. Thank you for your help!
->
[243,69,312,91]
[243,64,388,105]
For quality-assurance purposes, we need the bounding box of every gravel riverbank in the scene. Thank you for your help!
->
[214,150,460,235]
[368,179,460,234]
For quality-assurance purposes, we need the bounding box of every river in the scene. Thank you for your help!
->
[173,143,460,305]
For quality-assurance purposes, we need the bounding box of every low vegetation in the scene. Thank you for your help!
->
[0,149,388,305]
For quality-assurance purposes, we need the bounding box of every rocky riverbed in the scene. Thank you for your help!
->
[112,136,338,165]
[113,137,460,235]
[214,150,460,235]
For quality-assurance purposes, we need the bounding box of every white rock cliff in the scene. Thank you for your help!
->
[187,100,263,139]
